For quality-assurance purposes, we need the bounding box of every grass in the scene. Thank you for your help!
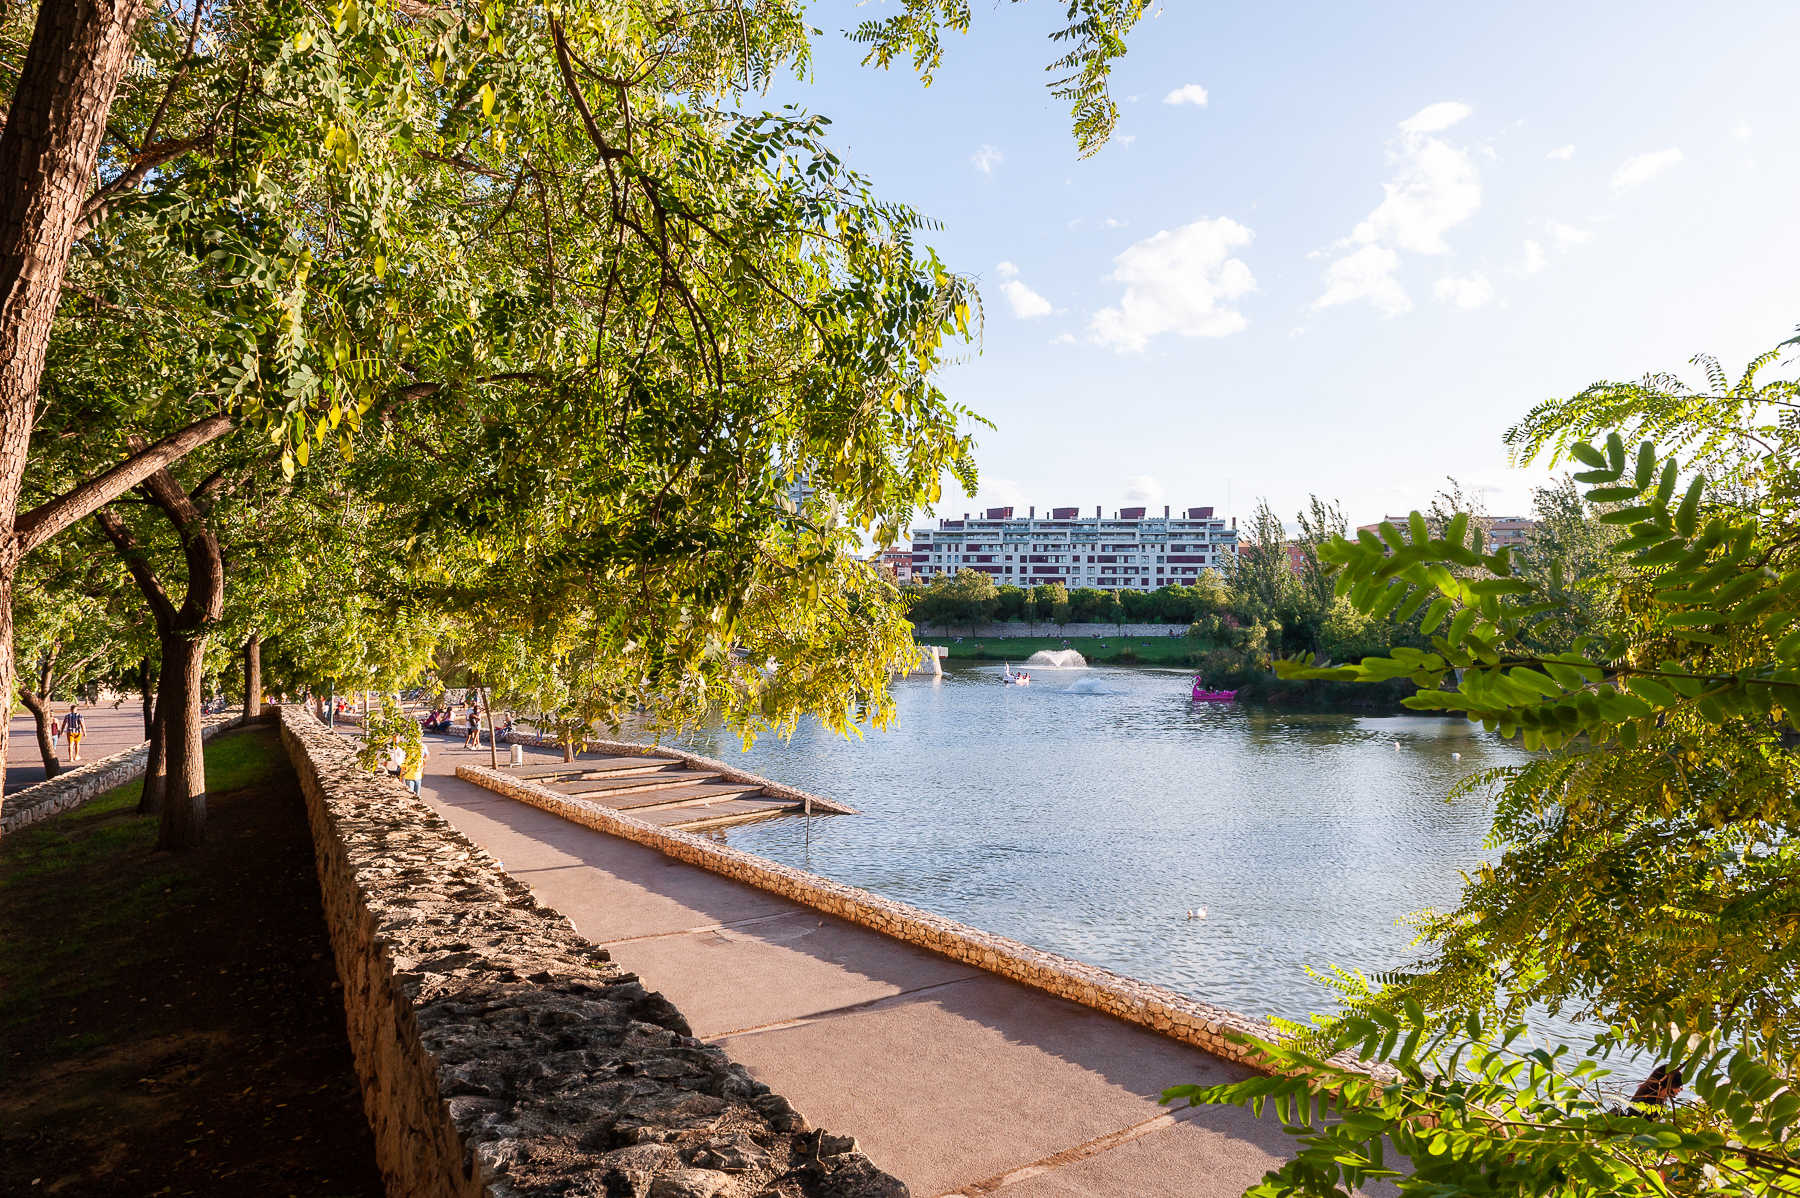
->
[0,727,284,1029]
[0,722,384,1195]
[936,633,1207,666]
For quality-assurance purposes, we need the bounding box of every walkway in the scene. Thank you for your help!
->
[6,704,147,795]
[412,734,1291,1197]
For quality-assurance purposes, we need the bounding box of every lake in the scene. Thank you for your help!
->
[679,660,1526,1025]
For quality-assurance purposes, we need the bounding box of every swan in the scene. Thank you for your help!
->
[1185,906,1207,920]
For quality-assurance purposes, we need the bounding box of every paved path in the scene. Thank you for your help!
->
[5,704,147,795]
[407,733,1291,1197]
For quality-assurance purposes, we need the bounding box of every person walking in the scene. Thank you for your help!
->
[463,701,482,750]
[401,740,429,795]
[63,705,85,761]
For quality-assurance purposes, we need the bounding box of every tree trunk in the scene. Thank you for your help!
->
[140,698,167,815]
[562,737,575,763]
[482,687,499,767]
[140,655,156,738]
[241,632,261,721]
[0,0,152,796]
[17,687,60,778]
[156,633,206,850]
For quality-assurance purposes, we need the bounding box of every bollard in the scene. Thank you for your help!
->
[509,743,523,766]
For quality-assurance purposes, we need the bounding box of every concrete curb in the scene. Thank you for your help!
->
[459,763,1284,1074]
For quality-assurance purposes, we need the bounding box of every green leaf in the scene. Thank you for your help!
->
[1568,442,1607,468]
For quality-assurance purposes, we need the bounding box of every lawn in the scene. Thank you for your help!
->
[937,634,1207,666]
[0,724,383,1196]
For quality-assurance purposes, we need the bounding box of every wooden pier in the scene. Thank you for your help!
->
[499,752,833,831]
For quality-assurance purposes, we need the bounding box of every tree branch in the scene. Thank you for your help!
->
[93,507,177,628]
[15,414,232,554]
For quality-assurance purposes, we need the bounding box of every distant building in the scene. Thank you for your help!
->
[910,505,1238,591]
[1356,515,1537,554]
[869,547,913,584]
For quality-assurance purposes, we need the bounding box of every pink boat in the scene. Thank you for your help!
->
[1191,681,1238,702]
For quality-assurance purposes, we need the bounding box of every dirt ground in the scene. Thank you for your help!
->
[0,724,384,1197]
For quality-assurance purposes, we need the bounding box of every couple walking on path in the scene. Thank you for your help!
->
[50,706,86,762]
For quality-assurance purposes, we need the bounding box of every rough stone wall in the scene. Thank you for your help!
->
[911,622,1193,640]
[459,764,1283,1074]
[0,713,242,837]
[278,706,905,1198]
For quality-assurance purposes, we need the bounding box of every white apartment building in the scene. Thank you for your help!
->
[910,505,1238,591]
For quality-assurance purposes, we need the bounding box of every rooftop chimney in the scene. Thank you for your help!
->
[1029,505,1035,518]
[1096,505,1102,518]
[1164,505,1170,518]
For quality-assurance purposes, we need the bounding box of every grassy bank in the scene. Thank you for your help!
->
[0,725,383,1196]
[939,634,1203,666]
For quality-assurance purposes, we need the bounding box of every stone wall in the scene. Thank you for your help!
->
[1,713,243,837]
[278,706,904,1198]
[911,622,1192,640]
[459,763,1283,1074]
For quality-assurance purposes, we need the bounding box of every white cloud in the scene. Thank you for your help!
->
[1163,83,1209,107]
[1314,101,1480,314]
[1549,220,1592,249]
[973,478,1028,512]
[1520,239,1546,274]
[1351,134,1481,253]
[993,261,1053,319]
[1050,332,1077,345]
[1547,144,1575,160]
[1102,216,1128,229]
[1731,122,1752,141]
[1397,100,1471,135]
[1124,475,1166,506]
[1119,134,1137,148]
[970,144,1004,175]
[1089,217,1256,351]
[1434,272,1494,310]
[1611,147,1683,191]
[1314,244,1410,316]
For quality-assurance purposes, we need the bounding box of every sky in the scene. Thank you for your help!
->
[775,0,1800,536]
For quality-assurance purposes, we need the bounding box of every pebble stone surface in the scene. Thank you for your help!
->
[279,707,906,1198]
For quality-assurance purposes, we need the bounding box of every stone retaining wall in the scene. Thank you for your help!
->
[278,706,904,1198]
[459,763,1283,1074]
[1,713,243,837]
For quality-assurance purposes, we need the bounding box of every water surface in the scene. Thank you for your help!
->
[680,662,1522,1024]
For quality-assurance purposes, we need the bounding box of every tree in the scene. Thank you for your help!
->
[947,568,999,634]
[1176,338,1800,1194]
[93,464,222,847]
[1230,499,1296,618]
[1293,495,1347,612]
[1033,582,1068,623]
[0,0,1157,792]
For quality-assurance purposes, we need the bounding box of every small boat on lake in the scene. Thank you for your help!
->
[1002,664,1032,687]
[1192,676,1237,703]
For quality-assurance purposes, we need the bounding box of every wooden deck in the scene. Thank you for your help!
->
[496,753,802,831]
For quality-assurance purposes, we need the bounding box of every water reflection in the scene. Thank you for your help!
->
[678,662,1523,1024]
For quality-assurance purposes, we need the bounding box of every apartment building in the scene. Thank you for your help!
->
[910,505,1238,590]
[1357,514,1536,554]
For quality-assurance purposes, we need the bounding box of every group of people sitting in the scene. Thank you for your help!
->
[420,700,516,748]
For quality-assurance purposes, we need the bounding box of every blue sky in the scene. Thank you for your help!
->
[780,0,1800,535]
